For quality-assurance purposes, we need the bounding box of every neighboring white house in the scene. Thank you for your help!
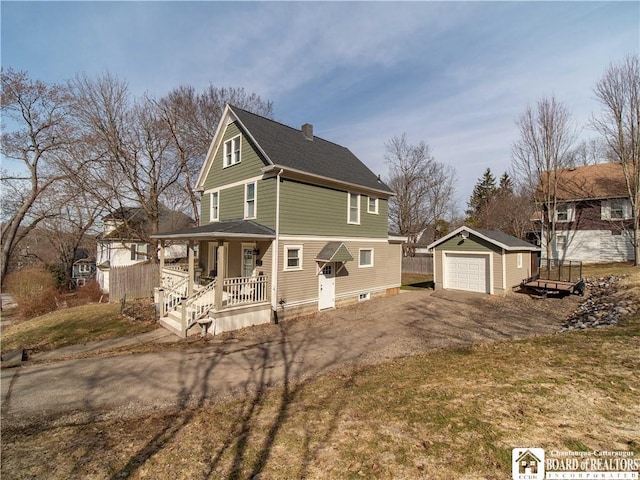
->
[96,206,194,293]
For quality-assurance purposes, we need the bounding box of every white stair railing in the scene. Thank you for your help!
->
[183,279,217,329]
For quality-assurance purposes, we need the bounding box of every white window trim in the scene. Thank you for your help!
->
[223,134,241,168]
[555,233,567,251]
[210,191,219,222]
[131,243,147,261]
[516,253,523,269]
[367,197,379,214]
[347,193,361,225]
[244,181,257,219]
[284,245,303,271]
[602,198,631,221]
[358,248,374,268]
[555,203,574,223]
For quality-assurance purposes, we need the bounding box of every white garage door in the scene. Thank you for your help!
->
[444,254,489,293]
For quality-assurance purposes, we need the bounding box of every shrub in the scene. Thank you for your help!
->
[76,279,103,302]
[4,266,60,318]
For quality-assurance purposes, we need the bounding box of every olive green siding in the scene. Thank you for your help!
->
[279,180,388,237]
[256,178,277,230]
[435,235,499,253]
[201,179,277,228]
[219,185,244,220]
[277,239,401,307]
[504,251,533,288]
[202,123,268,192]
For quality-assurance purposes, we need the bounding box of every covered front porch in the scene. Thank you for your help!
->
[152,220,276,338]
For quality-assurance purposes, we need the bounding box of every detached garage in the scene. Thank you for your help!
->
[428,226,541,296]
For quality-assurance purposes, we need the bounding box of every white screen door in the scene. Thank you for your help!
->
[318,263,335,310]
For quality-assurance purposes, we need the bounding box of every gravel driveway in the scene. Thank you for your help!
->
[1,289,581,428]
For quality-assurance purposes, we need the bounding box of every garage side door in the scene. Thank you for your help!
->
[444,253,489,293]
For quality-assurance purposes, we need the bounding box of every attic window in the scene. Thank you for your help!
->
[224,135,241,167]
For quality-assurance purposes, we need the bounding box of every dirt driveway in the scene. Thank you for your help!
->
[1,289,581,428]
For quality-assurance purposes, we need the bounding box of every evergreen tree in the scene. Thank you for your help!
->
[498,172,514,196]
[466,168,497,224]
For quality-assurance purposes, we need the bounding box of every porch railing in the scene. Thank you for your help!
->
[223,276,269,307]
[184,279,217,327]
[157,275,270,337]
[162,265,202,288]
[162,267,189,292]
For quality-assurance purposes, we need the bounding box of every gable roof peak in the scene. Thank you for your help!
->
[226,105,393,195]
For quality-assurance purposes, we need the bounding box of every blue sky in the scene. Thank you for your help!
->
[2,1,639,211]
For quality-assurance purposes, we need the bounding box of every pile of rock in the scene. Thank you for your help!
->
[560,275,637,332]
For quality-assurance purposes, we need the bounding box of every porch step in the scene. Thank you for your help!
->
[158,315,184,338]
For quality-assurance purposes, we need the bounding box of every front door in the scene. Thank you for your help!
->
[318,263,335,310]
[242,246,255,277]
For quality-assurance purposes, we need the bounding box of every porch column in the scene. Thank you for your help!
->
[215,242,226,311]
[187,240,195,297]
[159,240,166,277]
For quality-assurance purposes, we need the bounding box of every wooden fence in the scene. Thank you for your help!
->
[402,255,433,275]
[109,262,160,302]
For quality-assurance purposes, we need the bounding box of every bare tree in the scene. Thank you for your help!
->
[569,138,604,167]
[36,182,106,287]
[385,134,456,255]
[0,69,74,284]
[592,55,640,265]
[511,96,577,264]
[70,73,183,261]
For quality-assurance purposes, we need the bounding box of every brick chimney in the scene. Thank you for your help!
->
[301,123,313,141]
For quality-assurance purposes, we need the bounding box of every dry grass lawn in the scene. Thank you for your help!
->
[2,266,639,479]
[1,302,156,355]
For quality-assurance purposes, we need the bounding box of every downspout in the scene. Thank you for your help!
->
[271,169,284,316]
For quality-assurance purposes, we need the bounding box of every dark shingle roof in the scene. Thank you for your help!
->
[102,206,194,240]
[152,219,275,239]
[473,228,538,249]
[427,226,540,251]
[231,106,393,194]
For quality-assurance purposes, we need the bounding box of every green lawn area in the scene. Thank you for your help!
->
[1,302,157,355]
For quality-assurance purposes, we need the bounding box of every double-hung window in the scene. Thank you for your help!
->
[245,182,256,219]
[367,197,378,214]
[284,245,303,271]
[359,248,374,267]
[610,199,625,220]
[348,193,360,224]
[555,203,573,223]
[131,243,147,261]
[210,191,219,222]
[224,135,241,167]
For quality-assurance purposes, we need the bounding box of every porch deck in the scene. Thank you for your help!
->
[156,269,271,337]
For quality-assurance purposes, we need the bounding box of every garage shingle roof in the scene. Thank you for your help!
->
[427,226,540,252]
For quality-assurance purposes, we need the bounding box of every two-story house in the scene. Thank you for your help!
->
[97,206,194,293]
[152,105,403,337]
[538,162,635,262]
